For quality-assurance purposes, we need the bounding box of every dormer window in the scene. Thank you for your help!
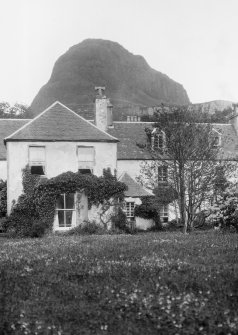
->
[158,166,168,183]
[212,136,221,148]
[211,128,222,148]
[152,130,166,151]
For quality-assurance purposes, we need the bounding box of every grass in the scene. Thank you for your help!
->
[0,231,238,334]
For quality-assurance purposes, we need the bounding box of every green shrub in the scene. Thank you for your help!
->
[28,220,46,238]
[165,218,183,231]
[210,187,238,232]
[4,194,39,237]
[66,221,106,235]
[134,198,162,230]
[0,180,7,218]
[111,207,128,232]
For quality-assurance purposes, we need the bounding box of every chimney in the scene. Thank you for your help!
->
[229,103,238,134]
[94,87,113,131]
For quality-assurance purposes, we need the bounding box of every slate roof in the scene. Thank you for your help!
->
[0,119,30,160]
[108,122,238,160]
[119,172,153,197]
[211,124,238,160]
[5,102,118,143]
[108,122,153,159]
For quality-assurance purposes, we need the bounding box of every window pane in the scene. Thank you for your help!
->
[30,165,45,175]
[79,169,92,175]
[57,194,65,209]
[126,202,135,217]
[65,193,74,209]
[58,211,65,227]
[158,135,163,148]
[77,147,94,162]
[65,211,73,227]
[29,146,45,162]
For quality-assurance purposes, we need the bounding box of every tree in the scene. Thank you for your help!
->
[210,184,238,232]
[137,106,236,233]
[0,102,31,118]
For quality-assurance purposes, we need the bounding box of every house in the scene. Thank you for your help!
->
[1,91,152,230]
[1,90,238,230]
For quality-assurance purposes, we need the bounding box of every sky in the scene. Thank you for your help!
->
[0,0,238,105]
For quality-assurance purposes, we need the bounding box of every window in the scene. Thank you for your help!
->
[77,146,95,173]
[56,193,75,228]
[126,116,140,122]
[154,133,164,149]
[125,202,135,219]
[152,131,166,151]
[160,204,168,223]
[79,169,92,175]
[212,136,221,148]
[29,146,45,175]
[158,166,168,183]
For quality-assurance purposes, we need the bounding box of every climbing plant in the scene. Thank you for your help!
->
[5,167,127,237]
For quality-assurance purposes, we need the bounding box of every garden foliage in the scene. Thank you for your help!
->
[134,197,161,230]
[210,187,238,232]
[4,166,127,237]
[0,180,7,218]
[111,207,128,231]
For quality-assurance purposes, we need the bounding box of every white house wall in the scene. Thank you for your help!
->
[7,141,117,214]
[0,161,7,181]
[117,160,144,180]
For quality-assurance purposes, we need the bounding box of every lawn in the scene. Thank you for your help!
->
[0,231,238,335]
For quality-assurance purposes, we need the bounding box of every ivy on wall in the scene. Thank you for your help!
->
[5,166,127,237]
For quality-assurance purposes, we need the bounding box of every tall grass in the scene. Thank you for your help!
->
[0,231,237,334]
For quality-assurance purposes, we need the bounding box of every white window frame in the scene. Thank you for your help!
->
[160,204,169,223]
[158,165,168,183]
[77,146,95,172]
[28,145,46,176]
[125,201,135,219]
[56,193,76,228]
[151,130,166,151]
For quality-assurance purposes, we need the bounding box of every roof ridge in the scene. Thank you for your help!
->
[4,101,60,141]
[119,171,153,197]
[0,119,31,121]
[5,101,118,142]
[57,102,118,141]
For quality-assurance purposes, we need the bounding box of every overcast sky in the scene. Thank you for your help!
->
[1,0,238,105]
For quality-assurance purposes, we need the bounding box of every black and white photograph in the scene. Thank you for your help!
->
[0,0,238,334]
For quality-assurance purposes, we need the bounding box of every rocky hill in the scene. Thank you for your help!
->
[31,39,190,115]
[192,100,234,114]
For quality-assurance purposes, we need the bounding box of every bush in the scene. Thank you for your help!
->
[28,220,46,238]
[165,219,183,231]
[134,198,162,230]
[66,221,107,235]
[111,207,128,232]
[0,180,7,218]
[210,188,238,233]
[4,194,40,237]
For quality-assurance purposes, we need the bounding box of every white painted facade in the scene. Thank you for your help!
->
[117,160,143,180]
[0,161,7,181]
[7,140,117,214]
